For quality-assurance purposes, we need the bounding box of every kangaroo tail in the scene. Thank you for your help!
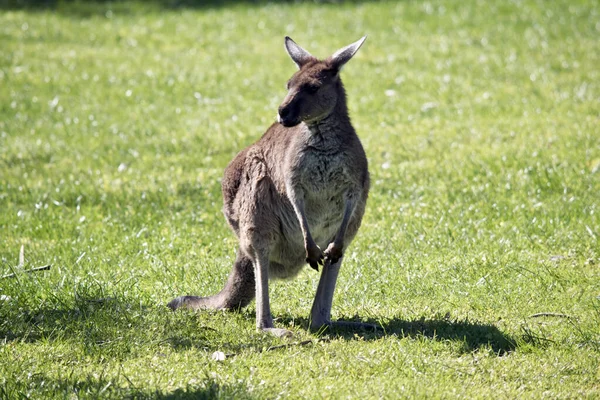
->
[168,249,255,311]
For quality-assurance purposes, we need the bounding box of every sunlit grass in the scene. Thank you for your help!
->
[1,0,599,398]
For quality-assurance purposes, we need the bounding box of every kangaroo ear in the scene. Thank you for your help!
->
[329,36,367,71]
[284,36,314,69]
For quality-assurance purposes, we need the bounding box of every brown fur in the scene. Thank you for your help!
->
[169,36,370,337]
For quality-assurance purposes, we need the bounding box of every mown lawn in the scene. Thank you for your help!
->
[1,0,599,398]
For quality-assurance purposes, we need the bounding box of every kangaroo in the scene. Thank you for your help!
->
[168,36,370,337]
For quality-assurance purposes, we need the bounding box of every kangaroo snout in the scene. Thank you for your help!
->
[278,105,299,127]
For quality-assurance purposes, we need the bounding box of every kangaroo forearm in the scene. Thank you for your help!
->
[290,196,313,245]
[333,197,357,247]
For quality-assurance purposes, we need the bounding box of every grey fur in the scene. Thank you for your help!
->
[169,37,370,337]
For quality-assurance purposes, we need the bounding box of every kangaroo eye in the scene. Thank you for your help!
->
[306,85,319,94]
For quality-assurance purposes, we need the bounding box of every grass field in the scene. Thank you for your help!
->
[1,0,599,398]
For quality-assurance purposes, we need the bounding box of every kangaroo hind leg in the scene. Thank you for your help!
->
[168,249,255,311]
[250,245,293,338]
[310,256,379,332]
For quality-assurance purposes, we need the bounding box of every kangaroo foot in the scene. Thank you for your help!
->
[305,242,324,271]
[323,242,343,265]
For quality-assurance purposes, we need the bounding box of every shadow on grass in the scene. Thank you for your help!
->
[387,317,516,354]
[0,292,223,355]
[1,288,515,357]
[279,314,517,355]
[157,382,257,400]
[2,0,387,14]
[1,374,257,399]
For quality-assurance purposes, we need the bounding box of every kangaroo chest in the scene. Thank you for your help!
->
[297,148,356,239]
[295,146,357,198]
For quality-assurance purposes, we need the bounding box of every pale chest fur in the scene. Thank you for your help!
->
[299,150,354,195]
[282,131,363,246]
[288,125,360,197]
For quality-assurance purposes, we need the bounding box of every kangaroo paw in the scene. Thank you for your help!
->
[323,242,343,265]
[305,243,324,271]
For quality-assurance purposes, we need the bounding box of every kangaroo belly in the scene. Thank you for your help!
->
[265,195,340,277]
[305,194,344,245]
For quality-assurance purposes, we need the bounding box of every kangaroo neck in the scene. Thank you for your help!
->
[306,98,350,139]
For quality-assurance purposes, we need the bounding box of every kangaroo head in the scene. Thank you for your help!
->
[277,36,366,128]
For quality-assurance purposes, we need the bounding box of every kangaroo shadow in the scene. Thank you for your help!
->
[279,314,517,355]
[2,289,516,357]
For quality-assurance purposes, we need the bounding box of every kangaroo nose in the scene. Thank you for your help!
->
[278,106,290,119]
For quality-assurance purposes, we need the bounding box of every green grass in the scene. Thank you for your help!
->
[1,0,599,398]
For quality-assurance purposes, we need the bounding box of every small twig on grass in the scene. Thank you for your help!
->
[1,265,52,279]
[85,297,115,304]
[522,332,556,344]
[2,243,52,279]
[264,338,330,352]
[212,338,330,361]
[529,312,573,319]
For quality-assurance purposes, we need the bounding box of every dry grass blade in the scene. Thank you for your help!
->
[1,265,52,279]
[265,338,330,352]
[18,244,25,268]
[529,312,573,319]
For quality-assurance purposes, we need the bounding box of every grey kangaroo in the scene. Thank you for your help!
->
[169,36,370,337]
